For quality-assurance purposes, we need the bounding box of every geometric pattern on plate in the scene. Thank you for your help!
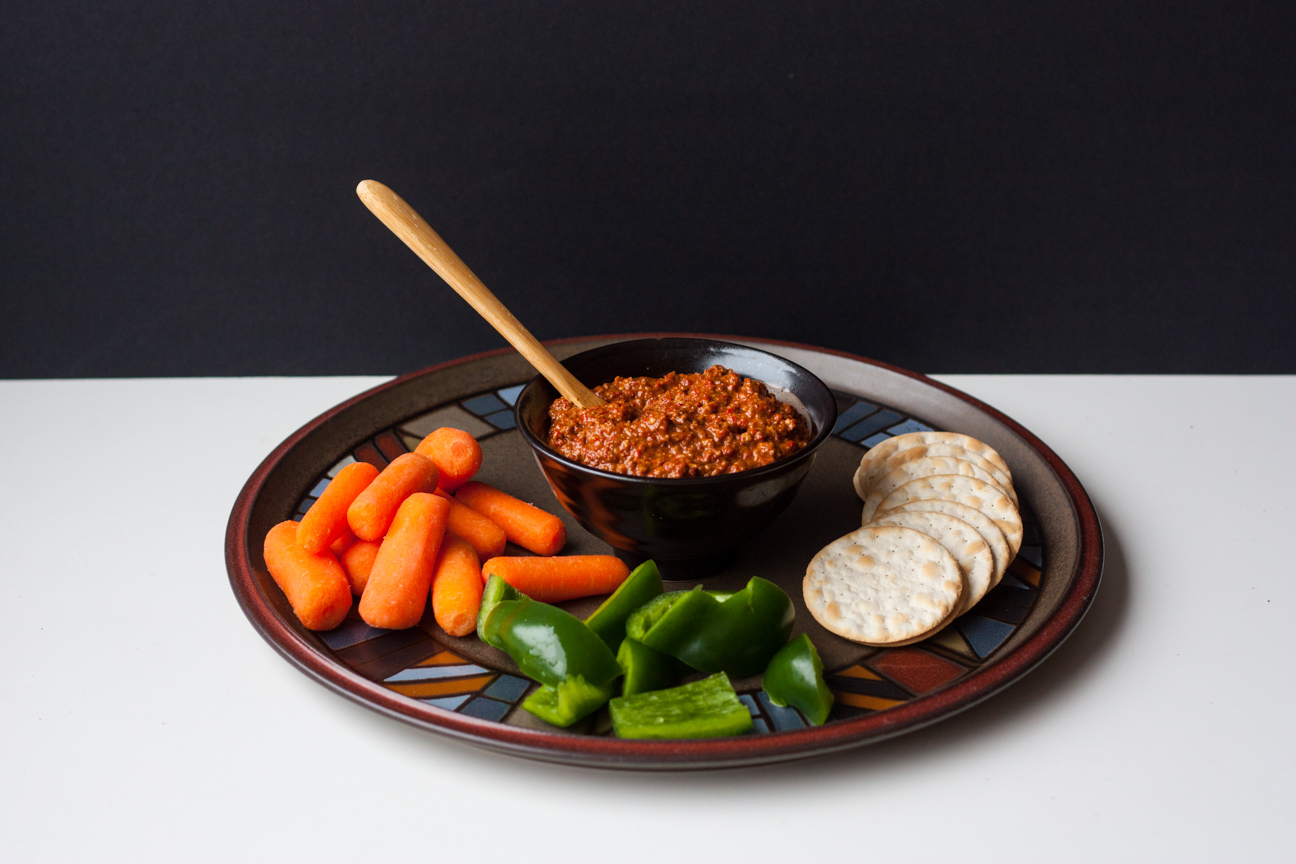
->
[286,385,1046,733]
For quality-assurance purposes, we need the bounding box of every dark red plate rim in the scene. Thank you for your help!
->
[225,334,1103,769]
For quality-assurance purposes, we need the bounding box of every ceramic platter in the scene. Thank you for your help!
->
[226,335,1103,769]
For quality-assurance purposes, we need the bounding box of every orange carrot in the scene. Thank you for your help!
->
[479,555,629,603]
[340,539,382,596]
[328,524,358,557]
[415,427,483,493]
[347,452,440,541]
[431,535,483,637]
[263,520,352,630]
[298,461,380,553]
[359,493,449,629]
[455,481,566,556]
[437,495,507,560]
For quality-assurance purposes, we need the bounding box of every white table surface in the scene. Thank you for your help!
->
[2,374,1292,862]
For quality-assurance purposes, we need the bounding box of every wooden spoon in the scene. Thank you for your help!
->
[356,179,604,409]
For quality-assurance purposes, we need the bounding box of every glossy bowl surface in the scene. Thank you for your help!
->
[515,338,838,578]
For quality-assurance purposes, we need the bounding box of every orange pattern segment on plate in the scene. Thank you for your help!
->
[387,676,495,699]
[832,691,905,711]
[870,648,965,695]
[1008,557,1042,586]
[415,650,473,667]
[834,665,884,681]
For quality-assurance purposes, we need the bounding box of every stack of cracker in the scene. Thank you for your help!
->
[804,431,1021,647]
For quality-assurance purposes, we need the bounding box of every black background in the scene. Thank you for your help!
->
[3,1,1293,378]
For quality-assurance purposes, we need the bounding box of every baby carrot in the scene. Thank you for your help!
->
[455,481,567,556]
[359,493,450,629]
[479,555,630,603]
[437,494,507,560]
[415,427,483,493]
[263,520,352,630]
[340,539,382,596]
[329,524,358,557]
[298,461,380,553]
[431,535,483,637]
[347,452,440,542]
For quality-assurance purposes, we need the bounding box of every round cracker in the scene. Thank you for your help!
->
[854,432,1012,501]
[868,510,995,616]
[875,498,1011,590]
[861,456,1013,523]
[863,443,1017,507]
[804,525,962,646]
[876,474,1023,557]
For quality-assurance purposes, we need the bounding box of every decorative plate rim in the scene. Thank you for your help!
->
[225,333,1103,769]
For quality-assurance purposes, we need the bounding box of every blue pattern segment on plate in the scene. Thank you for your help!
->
[832,400,878,435]
[422,694,472,711]
[459,697,512,722]
[318,619,387,651]
[885,418,934,436]
[461,393,508,415]
[497,384,525,406]
[955,616,1017,659]
[841,409,904,442]
[483,675,531,702]
[385,664,491,683]
[757,691,809,731]
[483,409,516,430]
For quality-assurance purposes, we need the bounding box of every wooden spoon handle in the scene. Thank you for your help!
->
[356,180,604,409]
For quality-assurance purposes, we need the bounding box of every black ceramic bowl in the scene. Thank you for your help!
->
[515,338,837,580]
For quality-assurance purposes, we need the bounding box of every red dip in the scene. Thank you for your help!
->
[547,365,811,478]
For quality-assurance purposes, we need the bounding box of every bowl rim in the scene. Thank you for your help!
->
[513,336,839,486]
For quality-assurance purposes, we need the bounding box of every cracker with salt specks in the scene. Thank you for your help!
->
[861,443,1018,508]
[853,432,1013,502]
[804,525,962,646]
[876,474,1023,556]
[875,498,1012,590]
[868,510,995,617]
[861,456,1012,523]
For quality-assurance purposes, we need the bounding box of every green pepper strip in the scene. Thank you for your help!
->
[483,598,622,688]
[626,577,795,679]
[617,638,683,697]
[522,676,616,728]
[584,560,664,653]
[762,633,834,726]
[482,597,621,727]
[476,574,525,648]
[610,672,753,739]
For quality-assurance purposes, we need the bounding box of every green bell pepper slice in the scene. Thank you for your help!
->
[522,675,617,727]
[616,637,683,696]
[481,597,622,727]
[584,560,664,653]
[476,574,526,648]
[626,577,795,678]
[482,598,622,689]
[610,672,753,739]
[762,633,834,726]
